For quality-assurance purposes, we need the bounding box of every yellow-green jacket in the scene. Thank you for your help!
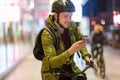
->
[41,15,91,80]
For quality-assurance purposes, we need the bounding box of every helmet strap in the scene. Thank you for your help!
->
[57,13,59,23]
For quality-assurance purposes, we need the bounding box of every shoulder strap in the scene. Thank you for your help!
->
[45,25,59,50]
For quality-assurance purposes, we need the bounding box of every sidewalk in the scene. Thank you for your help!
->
[3,53,42,80]
[0,43,32,80]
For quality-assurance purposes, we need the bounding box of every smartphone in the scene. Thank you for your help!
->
[82,35,88,40]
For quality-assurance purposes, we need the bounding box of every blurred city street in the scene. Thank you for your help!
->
[2,44,120,80]
[0,0,120,80]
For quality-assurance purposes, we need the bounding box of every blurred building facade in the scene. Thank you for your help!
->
[0,0,49,79]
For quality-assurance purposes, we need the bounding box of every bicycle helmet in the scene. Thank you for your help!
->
[52,0,75,13]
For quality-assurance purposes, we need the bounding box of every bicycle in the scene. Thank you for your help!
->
[42,61,94,80]
[91,43,106,79]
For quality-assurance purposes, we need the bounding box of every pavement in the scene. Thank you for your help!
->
[0,43,31,80]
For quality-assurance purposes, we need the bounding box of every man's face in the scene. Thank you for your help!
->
[58,12,73,29]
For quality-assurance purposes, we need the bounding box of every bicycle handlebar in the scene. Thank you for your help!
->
[70,60,94,76]
[42,60,94,77]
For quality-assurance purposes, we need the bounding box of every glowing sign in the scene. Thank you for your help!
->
[113,12,120,26]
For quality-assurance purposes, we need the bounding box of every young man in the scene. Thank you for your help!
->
[41,0,98,80]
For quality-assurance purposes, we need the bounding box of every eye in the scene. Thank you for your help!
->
[64,15,72,19]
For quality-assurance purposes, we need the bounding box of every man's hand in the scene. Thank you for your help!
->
[67,39,86,56]
[84,56,98,72]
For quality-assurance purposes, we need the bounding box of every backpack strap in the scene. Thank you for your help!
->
[45,25,59,50]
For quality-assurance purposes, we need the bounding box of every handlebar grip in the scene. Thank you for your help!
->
[86,60,94,68]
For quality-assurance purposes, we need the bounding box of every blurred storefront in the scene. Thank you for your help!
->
[0,0,51,78]
[0,0,35,77]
